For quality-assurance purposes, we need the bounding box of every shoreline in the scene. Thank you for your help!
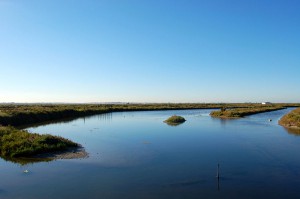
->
[210,115,241,119]
[4,147,89,165]
[33,146,88,160]
[278,123,300,130]
[278,107,300,130]
[210,107,286,119]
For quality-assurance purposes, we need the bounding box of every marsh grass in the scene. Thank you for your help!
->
[164,115,186,125]
[0,126,78,158]
[210,106,285,118]
[279,108,300,128]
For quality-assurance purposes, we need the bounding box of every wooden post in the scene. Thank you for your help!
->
[217,163,220,179]
[216,163,220,191]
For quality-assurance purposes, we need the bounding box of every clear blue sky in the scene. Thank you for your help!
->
[0,0,299,103]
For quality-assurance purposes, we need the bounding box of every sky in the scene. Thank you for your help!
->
[0,0,299,103]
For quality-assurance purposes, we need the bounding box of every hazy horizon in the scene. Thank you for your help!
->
[0,101,298,104]
[1,0,299,103]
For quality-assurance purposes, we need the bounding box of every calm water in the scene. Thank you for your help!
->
[1,108,300,199]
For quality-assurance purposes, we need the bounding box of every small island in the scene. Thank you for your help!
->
[0,126,86,160]
[279,108,300,129]
[164,115,186,126]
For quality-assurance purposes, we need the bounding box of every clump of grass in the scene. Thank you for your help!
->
[0,126,78,158]
[279,108,300,129]
[164,115,186,125]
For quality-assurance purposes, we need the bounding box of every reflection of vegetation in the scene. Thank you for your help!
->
[2,156,52,165]
[210,106,285,118]
[164,115,186,126]
[279,108,300,129]
[284,127,300,136]
[0,126,78,158]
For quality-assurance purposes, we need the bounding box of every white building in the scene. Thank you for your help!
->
[262,102,271,105]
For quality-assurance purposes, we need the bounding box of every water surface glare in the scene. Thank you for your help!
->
[1,108,300,199]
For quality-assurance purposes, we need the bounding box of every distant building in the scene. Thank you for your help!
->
[262,102,271,105]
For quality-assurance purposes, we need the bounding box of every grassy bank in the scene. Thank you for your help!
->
[279,108,300,129]
[0,126,78,158]
[210,106,286,118]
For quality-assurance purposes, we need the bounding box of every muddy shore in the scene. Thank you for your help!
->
[33,147,88,160]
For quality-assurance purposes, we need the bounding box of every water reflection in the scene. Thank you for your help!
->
[19,117,83,129]
[1,147,88,165]
[211,117,238,127]
[164,122,184,127]
[219,118,231,126]
[1,156,52,165]
[0,189,5,195]
[81,113,113,125]
[96,112,112,121]
[19,113,113,129]
[216,177,220,191]
[166,179,207,187]
[284,127,300,136]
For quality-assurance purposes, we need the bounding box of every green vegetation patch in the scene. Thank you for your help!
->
[164,115,186,125]
[279,108,300,129]
[0,126,78,158]
[210,106,285,118]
